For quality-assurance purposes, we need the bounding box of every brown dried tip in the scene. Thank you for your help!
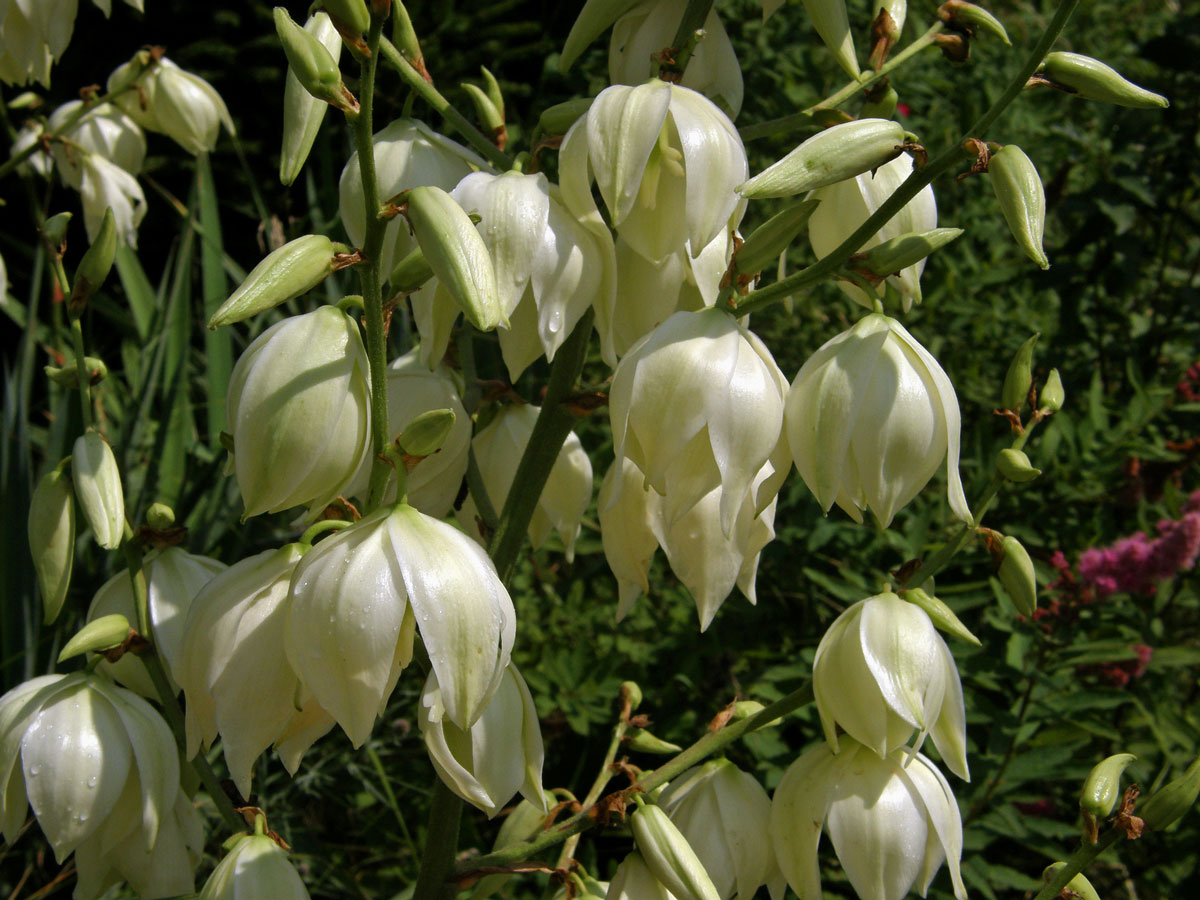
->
[934,33,970,63]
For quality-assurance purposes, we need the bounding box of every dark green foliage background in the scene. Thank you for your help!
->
[1,1,1198,898]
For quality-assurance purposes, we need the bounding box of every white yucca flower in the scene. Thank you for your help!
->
[198,824,311,900]
[0,0,144,87]
[109,55,235,156]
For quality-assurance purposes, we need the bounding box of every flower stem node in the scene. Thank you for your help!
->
[1002,332,1039,413]
[280,11,346,184]
[903,587,982,646]
[630,801,723,900]
[1042,864,1101,900]
[72,431,125,550]
[996,534,1037,616]
[738,119,905,200]
[1037,52,1169,109]
[989,145,1049,269]
[773,739,966,900]
[785,313,971,528]
[997,447,1041,482]
[1139,757,1200,831]
[198,830,312,900]
[420,664,546,818]
[226,306,372,519]
[814,592,970,779]
[209,235,341,329]
[57,614,132,664]
[28,462,75,624]
[938,1,1011,45]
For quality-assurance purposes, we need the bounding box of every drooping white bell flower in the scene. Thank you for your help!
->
[279,11,341,186]
[420,663,546,818]
[607,852,676,900]
[784,312,971,528]
[176,544,335,799]
[559,79,747,264]
[813,592,969,780]
[450,170,616,381]
[87,546,227,697]
[609,0,744,118]
[79,153,148,245]
[46,100,146,189]
[0,0,143,87]
[339,118,488,277]
[198,824,311,900]
[226,306,372,519]
[286,503,516,745]
[772,738,966,900]
[599,454,781,631]
[345,347,471,517]
[72,430,126,549]
[608,308,788,537]
[0,672,202,900]
[109,55,235,156]
[659,759,786,900]
[808,153,936,312]
[460,403,593,561]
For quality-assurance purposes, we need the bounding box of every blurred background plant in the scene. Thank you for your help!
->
[1,0,1197,898]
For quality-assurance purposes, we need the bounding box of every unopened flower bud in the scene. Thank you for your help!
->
[280,12,344,185]
[621,680,644,712]
[1002,333,1039,412]
[57,613,132,663]
[146,502,176,529]
[398,408,457,457]
[859,227,963,278]
[45,357,107,388]
[199,829,311,900]
[209,234,340,328]
[625,728,683,755]
[990,145,1049,269]
[739,119,905,199]
[28,464,75,624]
[1040,52,1168,109]
[734,199,819,277]
[861,82,899,119]
[732,700,767,720]
[535,97,593,137]
[997,447,1041,482]
[461,80,505,144]
[404,185,503,331]
[391,2,425,72]
[997,534,1037,616]
[630,801,722,900]
[802,0,860,79]
[1139,757,1200,831]
[72,431,125,550]
[276,8,359,116]
[1040,368,1064,412]
[69,206,117,312]
[40,212,72,252]
[903,586,982,645]
[938,1,1011,44]
[388,243,436,293]
[1042,864,1100,900]
[316,0,370,36]
[1080,753,1136,820]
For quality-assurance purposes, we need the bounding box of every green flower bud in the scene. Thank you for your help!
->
[391,2,425,72]
[738,119,905,199]
[1040,52,1169,109]
[625,728,683,755]
[146,502,176,530]
[621,680,644,712]
[731,700,769,721]
[40,211,72,252]
[1139,757,1200,831]
[859,227,964,278]
[28,463,75,624]
[280,12,344,185]
[461,81,505,142]
[997,534,1037,616]
[938,1,1011,45]
[802,0,861,79]
[630,801,722,900]
[209,234,339,329]
[1080,753,1136,820]
[45,356,107,388]
[861,82,899,119]
[1042,864,1101,900]
[275,7,359,116]
[990,145,1049,269]
[733,199,819,277]
[903,586,982,646]
[72,431,126,550]
[313,0,370,36]
[1040,368,1065,412]
[997,447,1041,483]
[535,97,593,137]
[398,408,457,457]
[404,185,503,331]
[57,613,132,664]
[388,243,435,293]
[69,206,117,312]
[1002,333,1039,412]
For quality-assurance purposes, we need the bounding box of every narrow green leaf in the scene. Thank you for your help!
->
[196,152,232,441]
[113,244,157,343]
